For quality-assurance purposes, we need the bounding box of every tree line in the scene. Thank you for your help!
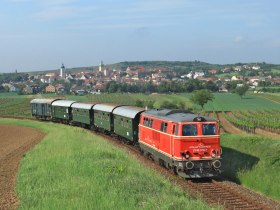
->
[105,79,219,94]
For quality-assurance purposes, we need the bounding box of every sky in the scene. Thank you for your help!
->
[0,0,279,73]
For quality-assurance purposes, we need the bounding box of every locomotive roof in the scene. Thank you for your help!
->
[71,102,95,110]
[30,98,60,104]
[142,109,216,122]
[113,106,145,119]
[52,100,76,107]
[93,104,122,113]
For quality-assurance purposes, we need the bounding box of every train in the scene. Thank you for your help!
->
[30,98,222,178]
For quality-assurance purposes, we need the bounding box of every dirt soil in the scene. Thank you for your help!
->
[216,112,247,134]
[0,124,45,210]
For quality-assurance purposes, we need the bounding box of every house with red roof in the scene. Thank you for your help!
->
[208,69,217,74]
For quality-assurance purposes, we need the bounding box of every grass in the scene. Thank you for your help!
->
[221,134,280,201]
[271,69,280,74]
[203,93,280,111]
[2,92,280,115]
[83,93,193,109]
[0,118,214,210]
[0,98,31,117]
[253,93,280,104]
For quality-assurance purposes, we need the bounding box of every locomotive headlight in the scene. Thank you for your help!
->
[180,151,190,159]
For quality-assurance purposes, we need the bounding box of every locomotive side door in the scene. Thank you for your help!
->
[171,123,178,157]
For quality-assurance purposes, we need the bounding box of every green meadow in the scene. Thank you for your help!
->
[79,92,280,111]
[1,92,280,114]
[203,93,280,111]
[0,118,214,210]
[1,92,280,205]
[221,134,280,201]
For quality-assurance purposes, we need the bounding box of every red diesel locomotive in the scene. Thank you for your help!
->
[139,109,222,178]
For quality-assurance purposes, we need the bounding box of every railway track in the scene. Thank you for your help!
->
[1,116,280,210]
[185,179,280,210]
[94,130,280,210]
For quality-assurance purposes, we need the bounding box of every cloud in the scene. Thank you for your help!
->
[33,4,96,21]
[269,39,280,47]
[38,0,78,6]
[34,6,76,20]
[234,36,244,43]
[122,0,188,14]
[8,0,33,2]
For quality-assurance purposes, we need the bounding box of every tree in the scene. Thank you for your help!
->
[160,100,178,109]
[145,100,155,109]
[135,99,144,107]
[235,85,249,98]
[205,80,219,92]
[190,89,214,109]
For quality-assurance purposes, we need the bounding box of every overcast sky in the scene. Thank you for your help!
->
[0,0,279,73]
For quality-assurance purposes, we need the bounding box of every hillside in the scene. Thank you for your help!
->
[22,61,280,75]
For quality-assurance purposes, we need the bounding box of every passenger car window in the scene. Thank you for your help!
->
[202,124,216,135]
[182,124,197,136]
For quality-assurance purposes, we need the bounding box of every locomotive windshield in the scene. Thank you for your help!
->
[202,123,217,135]
[182,124,197,136]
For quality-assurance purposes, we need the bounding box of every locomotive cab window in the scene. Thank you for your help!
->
[182,124,197,136]
[172,124,178,135]
[202,123,216,135]
[143,118,153,128]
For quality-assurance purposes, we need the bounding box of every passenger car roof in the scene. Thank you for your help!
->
[93,104,122,113]
[71,102,95,110]
[113,106,145,119]
[30,98,60,104]
[51,100,76,107]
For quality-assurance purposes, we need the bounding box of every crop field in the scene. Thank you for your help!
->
[0,118,213,210]
[253,93,280,104]
[203,93,280,111]
[271,69,280,74]
[1,92,280,121]
[79,93,193,109]
[0,124,45,209]
[0,98,31,117]
[220,110,280,134]
[0,93,280,205]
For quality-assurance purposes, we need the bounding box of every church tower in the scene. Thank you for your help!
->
[99,60,104,72]
[60,63,66,79]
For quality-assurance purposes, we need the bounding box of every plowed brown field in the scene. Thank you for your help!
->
[0,124,45,210]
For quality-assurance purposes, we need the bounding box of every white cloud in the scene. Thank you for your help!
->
[235,36,244,43]
[34,6,76,20]
[269,39,280,47]
[8,0,33,2]
[33,4,96,21]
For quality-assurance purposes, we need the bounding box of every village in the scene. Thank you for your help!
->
[1,61,280,95]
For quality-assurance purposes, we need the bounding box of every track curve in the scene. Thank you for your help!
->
[1,116,280,210]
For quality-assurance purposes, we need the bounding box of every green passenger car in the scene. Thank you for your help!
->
[30,99,60,118]
[71,102,95,126]
[113,106,145,142]
[51,100,76,122]
[93,104,121,132]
